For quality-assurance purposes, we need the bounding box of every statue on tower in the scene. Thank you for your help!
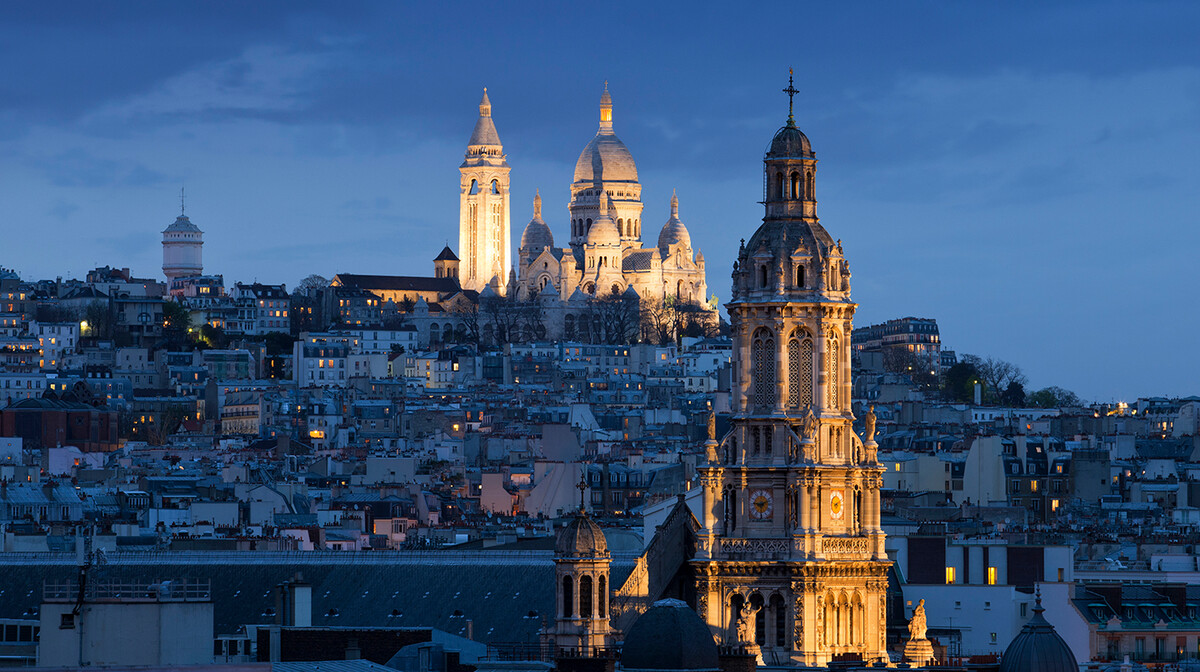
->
[735,601,761,645]
[864,405,876,444]
[903,599,934,665]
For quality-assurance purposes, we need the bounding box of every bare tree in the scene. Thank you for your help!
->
[297,274,330,294]
[589,290,640,345]
[961,354,1027,403]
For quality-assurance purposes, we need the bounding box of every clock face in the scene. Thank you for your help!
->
[829,490,845,520]
[750,489,773,520]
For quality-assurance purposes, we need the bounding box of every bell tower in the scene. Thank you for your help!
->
[552,475,614,653]
[692,73,889,667]
[459,88,511,293]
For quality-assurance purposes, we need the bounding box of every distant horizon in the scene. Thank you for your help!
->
[2,2,1197,402]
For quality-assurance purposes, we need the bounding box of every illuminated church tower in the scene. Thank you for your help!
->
[692,75,889,667]
[162,193,203,283]
[459,88,511,292]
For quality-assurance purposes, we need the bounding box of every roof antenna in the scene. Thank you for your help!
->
[180,186,186,215]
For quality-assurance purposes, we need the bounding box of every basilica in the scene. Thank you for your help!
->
[457,85,710,310]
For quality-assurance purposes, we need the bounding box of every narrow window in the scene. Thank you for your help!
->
[579,576,593,618]
[790,172,800,199]
[752,328,776,411]
[563,576,574,617]
[796,265,805,288]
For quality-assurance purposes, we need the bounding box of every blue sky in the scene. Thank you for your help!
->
[1,2,1197,401]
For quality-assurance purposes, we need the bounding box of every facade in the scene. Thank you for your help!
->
[459,89,511,292]
[692,86,889,666]
[227,282,290,335]
[510,86,709,308]
[161,213,204,283]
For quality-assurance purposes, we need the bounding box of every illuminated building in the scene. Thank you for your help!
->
[692,77,889,666]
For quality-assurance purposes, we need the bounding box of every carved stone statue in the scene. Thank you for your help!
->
[864,405,876,443]
[908,599,927,641]
[707,412,716,441]
[800,407,817,441]
[735,601,761,644]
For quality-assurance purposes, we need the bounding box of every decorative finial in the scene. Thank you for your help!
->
[782,68,799,127]
[670,189,678,216]
[577,472,588,514]
[533,189,542,218]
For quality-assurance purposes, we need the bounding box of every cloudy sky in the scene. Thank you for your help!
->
[1,2,1197,401]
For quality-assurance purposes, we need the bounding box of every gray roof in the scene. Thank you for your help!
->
[0,551,636,642]
[621,599,719,672]
[163,214,202,234]
[621,250,656,273]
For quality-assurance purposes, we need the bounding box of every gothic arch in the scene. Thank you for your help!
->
[752,327,776,412]
[787,329,814,409]
[827,331,841,409]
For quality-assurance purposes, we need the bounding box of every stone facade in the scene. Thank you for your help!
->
[459,89,511,293]
[691,85,889,667]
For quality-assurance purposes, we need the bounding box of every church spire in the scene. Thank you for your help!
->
[533,189,542,218]
[670,189,679,216]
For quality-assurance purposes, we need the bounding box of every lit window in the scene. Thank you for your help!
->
[945,567,956,584]
[987,567,997,585]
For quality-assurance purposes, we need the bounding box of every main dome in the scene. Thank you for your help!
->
[573,83,638,184]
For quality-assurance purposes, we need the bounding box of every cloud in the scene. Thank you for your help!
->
[32,149,169,189]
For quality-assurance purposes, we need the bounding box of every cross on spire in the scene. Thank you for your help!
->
[577,471,588,514]
[782,68,798,126]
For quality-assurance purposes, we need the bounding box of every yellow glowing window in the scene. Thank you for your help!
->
[1031,480,1039,492]
[1051,499,1059,512]
[894,464,901,471]
[987,567,997,585]
[945,567,956,584]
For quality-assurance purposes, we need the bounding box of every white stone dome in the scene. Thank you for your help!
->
[587,195,621,246]
[520,191,554,251]
[657,191,691,255]
[573,83,638,184]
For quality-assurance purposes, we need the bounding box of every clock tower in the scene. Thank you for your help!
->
[692,75,889,667]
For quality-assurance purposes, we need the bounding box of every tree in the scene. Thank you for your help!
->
[297,274,330,293]
[82,301,114,340]
[1027,386,1083,408]
[943,361,981,403]
[1000,381,1026,407]
[883,347,938,390]
[961,354,1026,404]
[588,290,639,344]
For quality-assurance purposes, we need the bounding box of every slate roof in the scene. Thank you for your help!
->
[621,250,656,272]
[334,274,459,295]
[0,551,637,642]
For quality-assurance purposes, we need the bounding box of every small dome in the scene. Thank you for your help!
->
[621,599,719,672]
[765,120,813,159]
[163,214,201,234]
[657,190,691,255]
[574,84,638,184]
[587,196,621,247]
[555,513,607,556]
[520,190,554,252]
[999,598,1077,672]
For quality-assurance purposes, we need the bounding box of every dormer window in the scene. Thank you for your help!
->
[796,265,805,288]
[759,265,769,288]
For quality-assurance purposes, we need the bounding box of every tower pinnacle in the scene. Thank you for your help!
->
[479,87,492,117]
[599,81,613,132]
[533,189,542,218]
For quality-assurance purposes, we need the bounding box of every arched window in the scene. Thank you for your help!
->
[611,283,621,295]
[805,170,814,199]
[752,327,776,411]
[429,323,440,344]
[796,265,805,288]
[775,172,784,199]
[790,172,800,200]
[564,314,576,340]
[759,265,768,289]
[469,179,479,195]
[586,218,592,232]
[787,337,801,409]
[617,218,624,236]
[827,334,840,409]
[677,279,684,299]
[598,575,606,616]
[490,180,499,194]
[751,593,765,645]
[579,576,593,618]
[562,576,574,617]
